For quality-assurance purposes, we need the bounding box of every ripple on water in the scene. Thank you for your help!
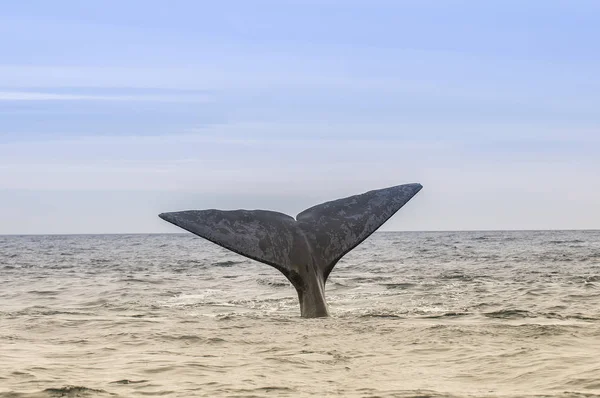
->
[2,231,600,397]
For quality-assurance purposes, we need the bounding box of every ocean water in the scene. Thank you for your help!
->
[1,230,599,397]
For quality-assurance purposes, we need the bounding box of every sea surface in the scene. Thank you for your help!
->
[1,231,599,398]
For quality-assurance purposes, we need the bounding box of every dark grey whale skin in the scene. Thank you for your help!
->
[159,183,423,318]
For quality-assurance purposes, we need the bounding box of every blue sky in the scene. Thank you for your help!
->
[1,0,599,233]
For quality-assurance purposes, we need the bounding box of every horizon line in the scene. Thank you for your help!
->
[1,228,598,237]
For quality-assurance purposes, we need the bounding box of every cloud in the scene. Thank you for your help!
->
[0,91,211,102]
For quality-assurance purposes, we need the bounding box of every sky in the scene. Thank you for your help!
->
[1,0,599,234]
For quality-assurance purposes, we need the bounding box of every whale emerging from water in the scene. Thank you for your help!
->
[159,183,422,318]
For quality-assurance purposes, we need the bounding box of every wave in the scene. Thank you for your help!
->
[110,379,148,384]
[212,260,245,267]
[439,273,476,281]
[256,278,290,288]
[383,283,416,290]
[118,278,165,284]
[483,309,598,321]
[423,312,471,319]
[2,307,95,317]
[45,386,106,395]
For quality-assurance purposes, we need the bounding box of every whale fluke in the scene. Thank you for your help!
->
[159,183,423,318]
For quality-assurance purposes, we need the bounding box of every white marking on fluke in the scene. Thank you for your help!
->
[159,183,423,318]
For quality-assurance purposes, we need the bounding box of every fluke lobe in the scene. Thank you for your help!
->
[159,183,422,318]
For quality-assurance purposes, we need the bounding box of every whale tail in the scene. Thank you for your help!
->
[159,183,422,317]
